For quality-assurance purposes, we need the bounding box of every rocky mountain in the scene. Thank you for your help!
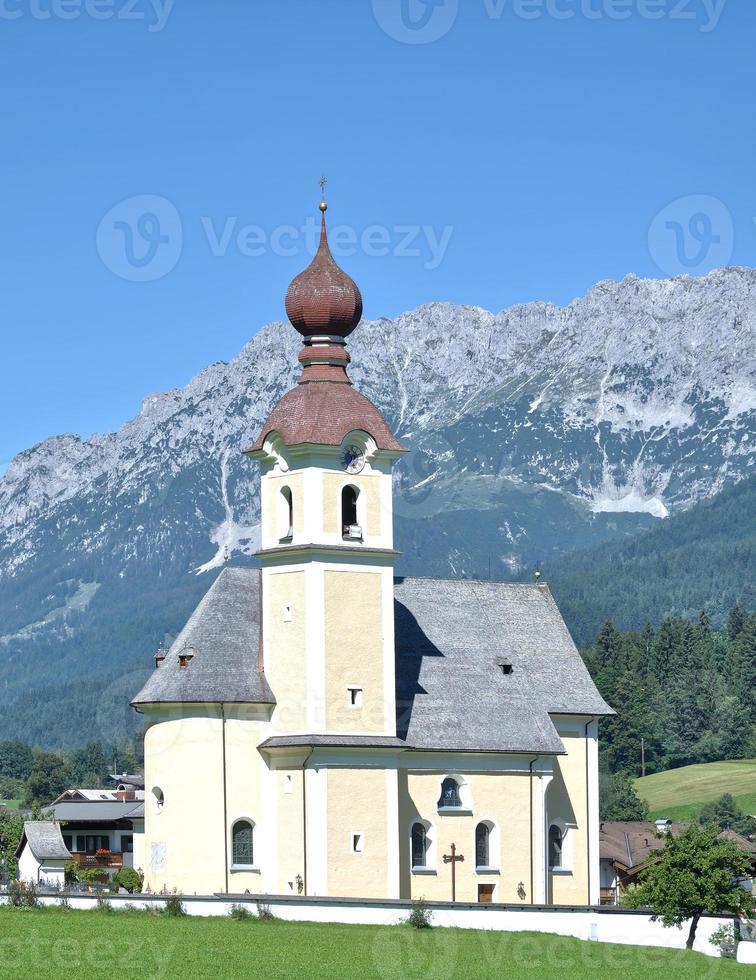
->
[0,266,753,748]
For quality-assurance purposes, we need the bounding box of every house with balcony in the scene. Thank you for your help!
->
[46,797,144,875]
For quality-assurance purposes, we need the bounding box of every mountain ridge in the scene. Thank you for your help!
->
[0,265,753,746]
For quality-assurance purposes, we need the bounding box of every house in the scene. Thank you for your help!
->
[46,798,145,875]
[15,822,72,889]
[599,820,756,904]
[131,197,613,904]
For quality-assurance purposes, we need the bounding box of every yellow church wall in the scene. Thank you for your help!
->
[264,472,304,542]
[322,472,382,537]
[265,570,307,731]
[274,768,306,895]
[142,711,269,896]
[224,713,267,894]
[548,729,590,905]
[326,767,389,898]
[399,769,534,904]
[324,570,385,732]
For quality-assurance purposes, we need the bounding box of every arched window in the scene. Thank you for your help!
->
[475,822,491,869]
[548,825,563,870]
[438,777,462,809]
[411,822,429,869]
[341,485,359,536]
[232,820,254,867]
[280,486,293,540]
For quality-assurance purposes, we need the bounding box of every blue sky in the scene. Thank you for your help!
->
[1,0,754,465]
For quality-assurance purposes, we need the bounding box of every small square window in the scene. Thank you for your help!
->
[347,686,363,708]
[352,833,364,854]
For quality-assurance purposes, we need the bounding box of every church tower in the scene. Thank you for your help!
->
[246,196,406,741]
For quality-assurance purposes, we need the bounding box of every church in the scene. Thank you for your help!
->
[131,197,613,906]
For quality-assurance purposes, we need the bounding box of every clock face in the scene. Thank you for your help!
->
[342,445,365,474]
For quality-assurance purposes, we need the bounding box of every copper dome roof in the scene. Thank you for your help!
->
[249,381,405,453]
[285,212,363,338]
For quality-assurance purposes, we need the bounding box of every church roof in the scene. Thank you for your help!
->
[394,577,612,754]
[131,567,274,707]
[132,568,611,754]
[248,380,405,453]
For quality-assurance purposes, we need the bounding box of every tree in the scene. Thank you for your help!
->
[728,615,756,721]
[604,671,659,776]
[0,810,23,880]
[0,741,34,782]
[699,793,756,836]
[24,751,72,806]
[624,824,754,949]
[70,741,108,786]
[728,602,747,641]
[601,773,650,821]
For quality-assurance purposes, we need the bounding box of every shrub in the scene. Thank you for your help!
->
[58,894,72,911]
[407,898,433,929]
[64,861,80,886]
[163,894,186,917]
[710,923,738,959]
[112,867,143,894]
[229,903,255,922]
[96,895,113,913]
[77,867,108,886]
[8,880,38,908]
[256,901,275,921]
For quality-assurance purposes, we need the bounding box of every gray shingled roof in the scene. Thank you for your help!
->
[48,801,146,823]
[260,735,407,750]
[15,822,71,862]
[132,567,274,707]
[394,577,612,754]
[131,568,611,754]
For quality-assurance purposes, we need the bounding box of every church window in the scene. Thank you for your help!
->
[352,833,364,854]
[341,485,361,538]
[232,820,254,867]
[548,825,563,869]
[280,486,294,541]
[411,822,429,869]
[475,822,491,869]
[438,777,462,809]
[151,787,165,814]
[347,686,363,708]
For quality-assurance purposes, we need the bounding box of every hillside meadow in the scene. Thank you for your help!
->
[636,760,756,822]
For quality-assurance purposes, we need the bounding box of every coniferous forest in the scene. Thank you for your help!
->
[583,604,756,777]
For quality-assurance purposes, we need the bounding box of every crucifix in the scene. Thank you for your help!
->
[442,843,464,902]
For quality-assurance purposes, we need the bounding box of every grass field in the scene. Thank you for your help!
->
[635,760,756,822]
[0,908,750,979]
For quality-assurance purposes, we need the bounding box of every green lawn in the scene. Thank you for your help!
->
[0,799,21,810]
[0,908,751,979]
[635,760,756,822]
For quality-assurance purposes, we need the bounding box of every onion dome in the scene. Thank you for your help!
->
[246,191,406,457]
[285,204,363,338]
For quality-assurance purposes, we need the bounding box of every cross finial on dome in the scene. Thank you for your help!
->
[319,175,328,213]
